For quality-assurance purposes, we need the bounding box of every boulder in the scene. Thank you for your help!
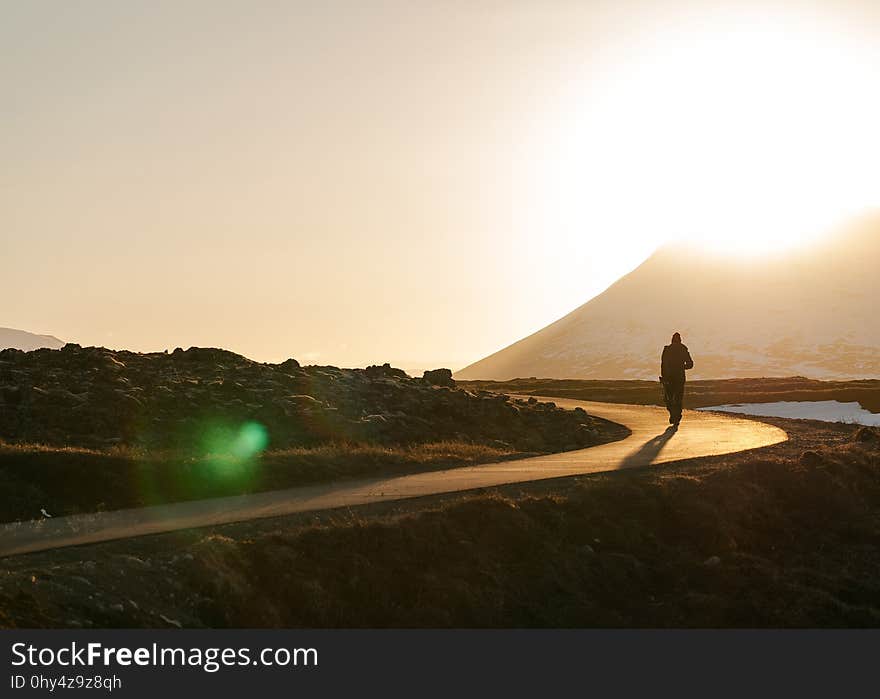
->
[799,450,825,467]
[853,426,880,446]
[422,368,455,387]
[365,363,408,380]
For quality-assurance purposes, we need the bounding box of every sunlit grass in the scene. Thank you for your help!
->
[0,440,120,456]
[265,440,518,463]
[0,439,517,462]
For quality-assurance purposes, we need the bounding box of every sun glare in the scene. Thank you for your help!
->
[539,10,880,257]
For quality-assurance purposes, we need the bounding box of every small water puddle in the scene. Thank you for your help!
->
[698,400,880,426]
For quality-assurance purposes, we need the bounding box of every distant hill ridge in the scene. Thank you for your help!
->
[457,214,880,380]
[0,327,64,352]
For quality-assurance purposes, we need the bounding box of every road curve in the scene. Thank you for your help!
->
[0,398,786,557]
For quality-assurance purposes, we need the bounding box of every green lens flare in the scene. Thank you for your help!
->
[133,419,270,506]
[200,420,269,477]
[232,421,269,459]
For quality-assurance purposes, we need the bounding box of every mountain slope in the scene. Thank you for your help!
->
[0,327,64,352]
[457,216,880,380]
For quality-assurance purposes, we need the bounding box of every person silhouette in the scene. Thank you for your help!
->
[660,332,694,426]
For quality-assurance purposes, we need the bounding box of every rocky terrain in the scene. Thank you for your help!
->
[0,346,629,521]
[0,345,619,453]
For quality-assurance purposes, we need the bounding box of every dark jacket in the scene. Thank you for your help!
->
[661,342,694,383]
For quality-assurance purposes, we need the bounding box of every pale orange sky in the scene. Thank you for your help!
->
[4,1,880,374]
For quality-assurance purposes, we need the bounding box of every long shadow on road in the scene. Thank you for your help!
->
[618,425,678,469]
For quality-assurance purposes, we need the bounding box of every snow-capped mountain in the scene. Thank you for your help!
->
[0,327,65,352]
[457,215,880,380]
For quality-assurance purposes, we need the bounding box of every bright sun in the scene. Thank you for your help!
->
[539,9,880,256]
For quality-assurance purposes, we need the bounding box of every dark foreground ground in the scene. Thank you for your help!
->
[2,416,878,628]
[461,376,880,412]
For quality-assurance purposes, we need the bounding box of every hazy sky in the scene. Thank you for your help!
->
[4,1,880,372]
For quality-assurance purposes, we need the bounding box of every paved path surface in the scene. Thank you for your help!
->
[0,398,786,557]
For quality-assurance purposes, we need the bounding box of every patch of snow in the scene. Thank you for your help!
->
[698,400,880,426]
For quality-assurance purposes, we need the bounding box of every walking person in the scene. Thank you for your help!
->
[660,332,694,426]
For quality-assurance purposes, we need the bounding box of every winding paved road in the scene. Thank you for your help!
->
[0,398,786,557]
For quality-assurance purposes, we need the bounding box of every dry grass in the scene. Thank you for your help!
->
[0,440,524,523]
[0,439,109,456]
[266,440,517,463]
[0,438,515,463]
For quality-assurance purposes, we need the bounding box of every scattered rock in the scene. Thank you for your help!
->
[422,368,455,387]
[0,345,621,453]
[704,555,721,567]
[0,385,22,405]
[117,555,150,570]
[800,450,825,467]
[364,363,408,380]
[853,426,880,446]
[158,613,182,628]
